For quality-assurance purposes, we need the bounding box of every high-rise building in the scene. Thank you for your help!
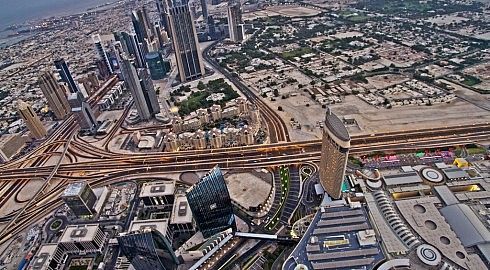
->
[145,52,170,80]
[114,31,146,68]
[201,0,208,20]
[166,0,206,82]
[17,100,47,139]
[38,70,71,120]
[59,224,106,254]
[186,166,236,238]
[319,108,351,199]
[77,72,100,95]
[54,58,79,94]
[121,59,160,121]
[118,219,179,270]
[68,92,98,132]
[61,181,97,217]
[92,34,113,74]
[227,0,244,42]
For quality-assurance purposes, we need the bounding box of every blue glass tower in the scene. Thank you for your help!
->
[117,230,178,270]
[54,58,79,93]
[145,52,170,80]
[186,166,236,238]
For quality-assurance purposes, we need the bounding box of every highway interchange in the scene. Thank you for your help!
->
[0,48,488,253]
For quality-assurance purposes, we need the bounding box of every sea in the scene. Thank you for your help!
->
[0,0,111,44]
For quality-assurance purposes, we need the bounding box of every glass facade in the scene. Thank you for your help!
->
[186,166,236,238]
[118,230,178,270]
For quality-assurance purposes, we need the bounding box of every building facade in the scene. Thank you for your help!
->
[38,70,71,120]
[121,58,160,121]
[166,0,205,82]
[118,224,178,270]
[59,224,106,254]
[186,166,236,238]
[61,181,97,217]
[227,0,244,42]
[92,34,113,74]
[145,52,170,80]
[54,58,79,94]
[68,92,98,132]
[17,100,47,139]
[319,108,351,199]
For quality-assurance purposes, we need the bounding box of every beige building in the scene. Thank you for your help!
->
[319,108,350,199]
[17,100,47,139]
[38,70,71,120]
[0,133,28,162]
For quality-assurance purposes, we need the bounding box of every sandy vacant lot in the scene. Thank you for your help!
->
[225,172,271,209]
[331,95,490,135]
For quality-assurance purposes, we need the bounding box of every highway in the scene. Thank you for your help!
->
[0,59,488,250]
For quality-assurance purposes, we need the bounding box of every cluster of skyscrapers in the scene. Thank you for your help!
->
[116,166,236,270]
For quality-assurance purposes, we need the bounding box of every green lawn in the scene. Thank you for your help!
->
[281,47,314,61]
[461,74,482,86]
[266,166,290,231]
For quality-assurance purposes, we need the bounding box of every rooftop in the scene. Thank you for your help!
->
[60,224,101,243]
[171,194,193,224]
[440,203,490,247]
[62,181,88,197]
[129,218,170,235]
[32,244,59,270]
[324,108,350,142]
[140,180,175,198]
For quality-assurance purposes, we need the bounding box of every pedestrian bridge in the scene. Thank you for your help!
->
[235,232,298,243]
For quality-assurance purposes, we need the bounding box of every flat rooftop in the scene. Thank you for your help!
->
[383,171,423,186]
[140,180,175,198]
[170,195,193,224]
[286,203,384,270]
[62,181,88,197]
[60,224,100,243]
[32,244,59,270]
[130,218,169,235]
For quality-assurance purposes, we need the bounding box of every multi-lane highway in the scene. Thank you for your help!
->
[0,56,489,250]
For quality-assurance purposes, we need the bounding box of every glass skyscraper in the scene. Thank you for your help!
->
[118,230,178,270]
[186,166,236,238]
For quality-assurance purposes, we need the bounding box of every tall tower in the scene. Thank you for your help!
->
[92,34,113,74]
[166,0,205,82]
[227,0,244,42]
[68,92,98,132]
[319,108,351,199]
[61,181,97,217]
[186,166,236,238]
[121,59,160,121]
[118,224,179,270]
[38,70,71,120]
[54,58,79,94]
[17,100,47,139]
[201,0,208,20]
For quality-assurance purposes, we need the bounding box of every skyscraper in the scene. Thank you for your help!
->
[114,31,146,69]
[186,166,236,238]
[92,34,113,74]
[121,59,160,121]
[146,52,170,80]
[54,58,79,94]
[68,92,98,132]
[38,70,71,120]
[166,0,205,82]
[17,100,47,139]
[117,220,179,270]
[227,0,244,42]
[201,0,208,20]
[319,108,351,199]
[61,181,97,217]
